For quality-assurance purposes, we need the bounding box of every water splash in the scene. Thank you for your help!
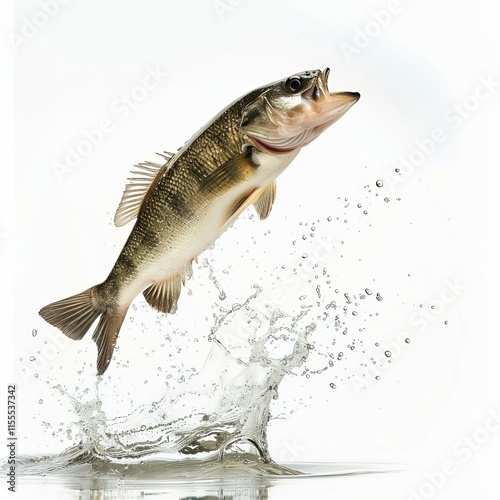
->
[16,287,315,467]
[4,190,430,481]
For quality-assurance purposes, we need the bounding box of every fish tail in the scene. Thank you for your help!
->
[39,286,127,375]
[91,307,127,375]
[39,287,103,340]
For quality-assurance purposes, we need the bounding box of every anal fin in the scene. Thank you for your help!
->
[143,267,191,315]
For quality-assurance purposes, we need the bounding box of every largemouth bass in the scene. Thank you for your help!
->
[40,68,359,374]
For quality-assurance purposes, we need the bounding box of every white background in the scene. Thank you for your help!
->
[1,1,500,498]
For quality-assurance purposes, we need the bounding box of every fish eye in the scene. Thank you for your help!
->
[285,77,302,93]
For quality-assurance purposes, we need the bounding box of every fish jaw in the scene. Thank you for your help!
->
[240,68,360,153]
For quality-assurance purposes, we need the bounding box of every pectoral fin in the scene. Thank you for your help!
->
[199,151,257,194]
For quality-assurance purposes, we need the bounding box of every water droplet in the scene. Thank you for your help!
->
[302,235,307,240]
[32,329,37,337]
[38,399,43,404]
[375,376,380,380]
[405,338,411,344]
[302,253,308,259]
[376,179,383,187]
[365,288,373,295]
[29,356,36,362]
[363,210,368,215]
[375,342,380,347]
[384,197,390,203]
[444,320,448,325]
[352,311,358,316]
[384,350,391,358]
[329,383,336,389]
[357,203,362,208]
[140,425,146,431]
[327,216,332,221]
[376,293,383,301]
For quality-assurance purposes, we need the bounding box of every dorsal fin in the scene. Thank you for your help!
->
[114,151,175,227]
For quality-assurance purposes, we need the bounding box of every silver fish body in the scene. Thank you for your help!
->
[40,68,359,374]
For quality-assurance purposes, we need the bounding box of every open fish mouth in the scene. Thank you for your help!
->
[295,67,360,141]
[242,68,360,153]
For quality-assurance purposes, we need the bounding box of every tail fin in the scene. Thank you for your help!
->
[39,287,127,375]
[39,287,103,340]
[92,311,126,375]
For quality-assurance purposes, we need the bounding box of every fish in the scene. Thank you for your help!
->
[39,68,359,375]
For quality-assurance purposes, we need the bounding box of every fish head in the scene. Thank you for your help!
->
[240,68,360,153]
